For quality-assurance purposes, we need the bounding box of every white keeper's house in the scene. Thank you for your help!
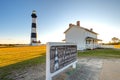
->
[63,21,102,50]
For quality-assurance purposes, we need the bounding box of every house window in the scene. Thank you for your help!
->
[86,40,91,44]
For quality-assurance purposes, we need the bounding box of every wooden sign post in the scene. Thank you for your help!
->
[46,42,77,80]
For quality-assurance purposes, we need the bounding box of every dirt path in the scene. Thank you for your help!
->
[8,58,120,80]
[8,63,45,80]
[100,59,120,80]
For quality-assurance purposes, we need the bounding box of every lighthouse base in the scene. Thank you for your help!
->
[31,43,41,46]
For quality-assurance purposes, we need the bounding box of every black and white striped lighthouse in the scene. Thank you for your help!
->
[30,10,40,46]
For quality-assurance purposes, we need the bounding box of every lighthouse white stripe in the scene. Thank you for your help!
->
[32,18,37,23]
[31,28,36,33]
[31,38,37,42]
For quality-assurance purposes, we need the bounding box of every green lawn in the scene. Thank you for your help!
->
[78,48,120,58]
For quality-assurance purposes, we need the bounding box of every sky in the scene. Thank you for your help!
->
[0,0,120,44]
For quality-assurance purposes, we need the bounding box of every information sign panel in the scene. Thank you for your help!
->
[46,42,77,80]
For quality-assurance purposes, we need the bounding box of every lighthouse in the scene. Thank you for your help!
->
[30,10,40,46]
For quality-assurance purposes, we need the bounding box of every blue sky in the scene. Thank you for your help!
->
[0,0,120,44]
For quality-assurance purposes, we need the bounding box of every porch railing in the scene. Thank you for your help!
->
[86,44,100,49]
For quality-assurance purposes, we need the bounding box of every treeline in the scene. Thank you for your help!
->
[0,44,29,48]
[102,42,120,45]
[103,37,120,45]
[0,44,15,46]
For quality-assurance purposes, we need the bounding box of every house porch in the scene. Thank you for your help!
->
[85,37,102,49]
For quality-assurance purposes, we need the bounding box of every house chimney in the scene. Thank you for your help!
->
[90,28,93,31]
[69,23,73,27]
[77,21,80,26]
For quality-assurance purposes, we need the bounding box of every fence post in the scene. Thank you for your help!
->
[46,43,52,80]
[72,62,76,68]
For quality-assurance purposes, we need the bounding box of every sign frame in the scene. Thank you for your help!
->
[46,42,77,80]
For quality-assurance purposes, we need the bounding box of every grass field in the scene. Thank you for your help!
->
[114,45,120,48]
[0,45,120,80]
[78,48,120,58]
[0,45,46,80]
[0,45,46,67]
[0,45,120,68]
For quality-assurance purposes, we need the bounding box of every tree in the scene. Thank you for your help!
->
[111,37,119,43]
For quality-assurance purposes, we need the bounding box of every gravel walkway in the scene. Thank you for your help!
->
[8,58,120,80]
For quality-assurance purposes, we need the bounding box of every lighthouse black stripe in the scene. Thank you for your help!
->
[32,23,36,28]
[31,33,37,38]
[31,14,37,18]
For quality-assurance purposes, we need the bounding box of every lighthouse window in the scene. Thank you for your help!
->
[32,23,36,28]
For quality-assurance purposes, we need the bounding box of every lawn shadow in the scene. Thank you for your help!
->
[0,53,46,80]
